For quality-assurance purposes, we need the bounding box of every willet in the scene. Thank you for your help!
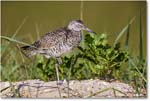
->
[21,19,95,84]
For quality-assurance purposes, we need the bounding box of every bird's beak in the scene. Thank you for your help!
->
[83,26,96,34]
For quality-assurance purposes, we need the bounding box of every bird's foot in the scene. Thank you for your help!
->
[57,80,64,85]
[57,79,67,85]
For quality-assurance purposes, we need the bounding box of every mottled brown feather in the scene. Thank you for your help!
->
[33,27,68,49]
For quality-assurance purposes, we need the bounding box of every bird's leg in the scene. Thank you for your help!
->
[55,57,63,85]
[57,57,62,64]
[55,63,60,83]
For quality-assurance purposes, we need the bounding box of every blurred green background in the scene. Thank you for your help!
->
[1,1,146,57]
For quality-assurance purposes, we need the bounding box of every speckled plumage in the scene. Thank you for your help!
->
[21,20,94,59]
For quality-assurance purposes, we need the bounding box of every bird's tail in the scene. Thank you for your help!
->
[21,45,37,58]
[21,45,31,50]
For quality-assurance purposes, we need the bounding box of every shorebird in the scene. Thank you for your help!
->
[21,19,95,84]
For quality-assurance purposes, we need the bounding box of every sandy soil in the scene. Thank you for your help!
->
[0,79,145,98]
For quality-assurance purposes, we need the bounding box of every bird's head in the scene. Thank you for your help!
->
[67,19,96,34]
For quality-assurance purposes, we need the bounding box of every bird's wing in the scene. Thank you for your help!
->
[32,27,68,49]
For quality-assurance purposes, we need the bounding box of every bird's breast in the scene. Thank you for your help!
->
[66,31,82,46]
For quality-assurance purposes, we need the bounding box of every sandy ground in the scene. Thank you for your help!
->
[0,79,146,98]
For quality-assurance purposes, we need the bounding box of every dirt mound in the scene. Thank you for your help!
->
[0,79,145,98]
